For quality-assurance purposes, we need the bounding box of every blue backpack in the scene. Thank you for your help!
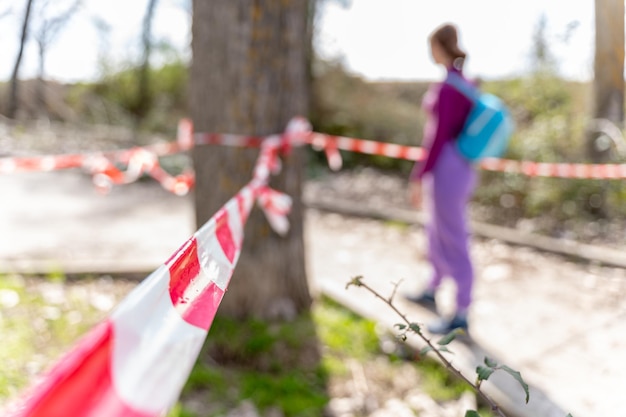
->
[446,72,514,162]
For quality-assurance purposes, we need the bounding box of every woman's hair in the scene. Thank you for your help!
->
[429,23,467,68]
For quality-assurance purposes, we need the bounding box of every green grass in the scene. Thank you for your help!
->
[416,356,472,401]
[178,304,334,417]
[1,274,484,417]
[175,296,475,417]
[0,273,133,403]
[313,297,380,359]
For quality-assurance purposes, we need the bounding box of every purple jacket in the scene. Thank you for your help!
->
[410,67,473,180]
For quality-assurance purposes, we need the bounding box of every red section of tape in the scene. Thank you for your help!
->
[9,321,152,417]
[167,237,226,330]
[215,208,237,264]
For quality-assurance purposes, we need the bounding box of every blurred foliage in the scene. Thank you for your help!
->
[310,57,626,241]
[66,59,188,133]
[33,51,626,242]
[309,58,425,173]
[475,72,626,237]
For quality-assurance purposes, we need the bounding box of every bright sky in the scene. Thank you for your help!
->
[316,0,596,81]
[0,0,190,83]
[0,0,596,83]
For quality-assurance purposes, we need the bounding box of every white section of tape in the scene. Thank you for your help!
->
[0,158,17,173]
[110,265,207,414]
[406,147,423,161]
[360,140,378,154]
[40,156,57,171]
[201,241,234,291]
[383,144,402,158]
[195,212,237,291]
[239,185,255,220]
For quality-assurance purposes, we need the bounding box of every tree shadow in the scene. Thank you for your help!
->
[176,309,328,417]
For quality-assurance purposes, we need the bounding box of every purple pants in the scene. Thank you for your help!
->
[422,141,476,311]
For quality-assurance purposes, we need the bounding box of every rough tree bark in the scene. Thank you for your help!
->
[189,1,312,320]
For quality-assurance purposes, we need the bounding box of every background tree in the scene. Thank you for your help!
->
[91,16,112,78]
[131,0,159,127]
[586,0,624,216]
[32,0,81,117]
[530,14,557,74]
[189,1,312,320]
[590,0,624,161]
[7,0,34,119]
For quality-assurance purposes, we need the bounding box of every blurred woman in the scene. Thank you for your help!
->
[406,23,477,335]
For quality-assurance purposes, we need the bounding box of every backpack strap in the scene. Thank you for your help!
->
[445,72,479,102]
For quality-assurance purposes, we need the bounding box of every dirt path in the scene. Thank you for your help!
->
[307,209,626,417]
[2,169,625,417]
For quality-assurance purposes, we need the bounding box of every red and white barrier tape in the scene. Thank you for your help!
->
[1,118,625,198]
[306,132,426,171]
[479,157,626,179]
[0,127,194,195]
[303,132,626,179]
[4,118,309,417]
[192,127,626,180]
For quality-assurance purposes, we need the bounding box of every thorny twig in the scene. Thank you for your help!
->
[346,275,509,417]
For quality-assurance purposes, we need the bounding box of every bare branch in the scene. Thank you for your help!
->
[346,275,510,417]
[33,0,82,48]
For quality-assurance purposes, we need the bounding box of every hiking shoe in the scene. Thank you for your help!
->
[404,291,437,313]
[427,315,469,335]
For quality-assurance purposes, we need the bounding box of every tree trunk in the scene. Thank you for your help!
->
[590,0,624,161]
[37,39,46,118]
[8,0,34,119]
[31,0,81,120]
[586,0,624,216]
[189,1,312,320]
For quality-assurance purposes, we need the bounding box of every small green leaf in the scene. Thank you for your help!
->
[476,365,495,381]
[439,346,455,354]
[395,323,407,330]
[565,414,573,417]
[437,328,460,345]
[346,275,363,289]
[419,346,433,356]
[465,411,481,417]
[484,357,498,368]
[409,323,421,333]
[502,365,529,403]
